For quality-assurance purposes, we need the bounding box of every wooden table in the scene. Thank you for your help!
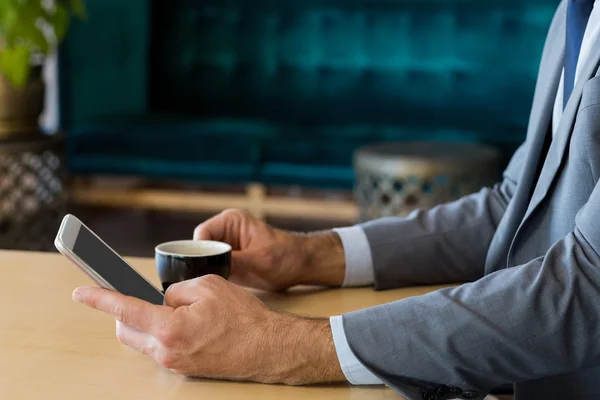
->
[0,250,501,400]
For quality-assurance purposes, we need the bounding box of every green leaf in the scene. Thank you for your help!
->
[28,24,49,53]
[11,2,49,52]
[0,44,31,87]
[0,0,84,88]
[69,0,87,19]
[52,3,70,42]
[0,0,17,17]
[0,6,19,45]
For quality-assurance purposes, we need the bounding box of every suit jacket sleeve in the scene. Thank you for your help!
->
[342,179,600,399]
[358,142,527,289]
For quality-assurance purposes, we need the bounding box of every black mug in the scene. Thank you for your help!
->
[155,240,232,292]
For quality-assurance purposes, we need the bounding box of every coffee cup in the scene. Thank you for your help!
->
[155,240,232,292]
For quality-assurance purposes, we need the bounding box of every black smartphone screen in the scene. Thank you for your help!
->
[73,226,164,305]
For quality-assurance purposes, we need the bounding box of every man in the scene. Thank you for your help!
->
[73,1,600,398]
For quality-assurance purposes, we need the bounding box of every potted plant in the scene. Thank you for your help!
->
[0,0,86,139]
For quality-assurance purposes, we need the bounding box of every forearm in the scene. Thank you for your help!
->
[361,185,511,289]
[290,176,517,291]
[264,312,346,385]
[341,229,600,396]
[296,231,346,288]
[286,180,514,290]
[356,143,525,290]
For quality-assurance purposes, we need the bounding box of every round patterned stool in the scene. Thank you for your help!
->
[354,141,501,222]
[0,134,67,251]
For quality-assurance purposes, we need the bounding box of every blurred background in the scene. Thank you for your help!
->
[0,0,559,257]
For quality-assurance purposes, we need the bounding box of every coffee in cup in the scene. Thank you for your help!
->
[155,240,232,292]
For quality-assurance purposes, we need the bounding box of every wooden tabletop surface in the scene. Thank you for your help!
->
[0,250,490,400]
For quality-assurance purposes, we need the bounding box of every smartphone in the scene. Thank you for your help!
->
[55,214,164,305]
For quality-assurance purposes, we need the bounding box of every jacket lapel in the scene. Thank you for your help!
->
[504,8,565,265]
[519,37,600,227]
[517,32,565,203]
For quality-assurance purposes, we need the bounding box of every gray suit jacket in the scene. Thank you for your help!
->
[342,2,600,399]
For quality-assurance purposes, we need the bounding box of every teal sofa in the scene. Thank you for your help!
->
[60,0,559,189]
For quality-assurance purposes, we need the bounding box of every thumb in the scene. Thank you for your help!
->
[193,220,220,241]
[193,210,246,249]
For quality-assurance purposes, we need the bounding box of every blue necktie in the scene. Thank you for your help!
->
[564,0,595,108]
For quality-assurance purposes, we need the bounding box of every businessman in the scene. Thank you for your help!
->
[73,1,600,399]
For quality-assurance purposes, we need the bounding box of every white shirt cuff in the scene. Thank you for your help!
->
[332,226,375,287]
[329,316,384,385]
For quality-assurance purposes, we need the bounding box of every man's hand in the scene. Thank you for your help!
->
[194,209,346,291]
[72,275,346,385]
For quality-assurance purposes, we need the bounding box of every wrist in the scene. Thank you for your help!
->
[297,231,346,287]
[265,312,346,385]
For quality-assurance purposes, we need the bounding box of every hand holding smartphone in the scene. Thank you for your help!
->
[55,214,164,305]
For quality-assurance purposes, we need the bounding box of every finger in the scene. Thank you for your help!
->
[193,209,244,248]
[116,321,157,357]
[165,274,234,308]
[193,218,219,241]
[164,279,207,308]
[73,287,173,335]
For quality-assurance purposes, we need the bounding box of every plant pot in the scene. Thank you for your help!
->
[0,66,45,139]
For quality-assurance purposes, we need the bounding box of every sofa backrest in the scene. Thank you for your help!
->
[150,0,557,140]
[62,0,557,137]
[59,0,559,188]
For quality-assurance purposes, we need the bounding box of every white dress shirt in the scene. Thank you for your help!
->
[329,1,600,388]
